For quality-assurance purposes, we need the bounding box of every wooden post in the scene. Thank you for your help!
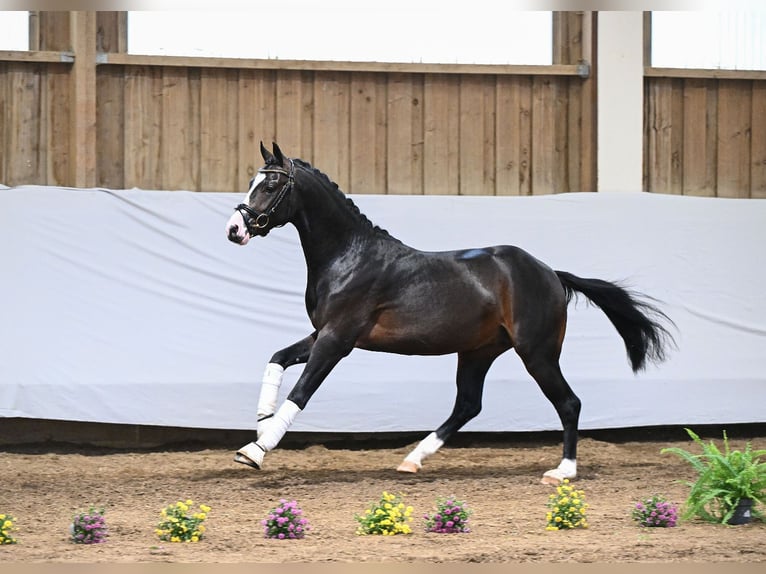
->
[69,11,97,188]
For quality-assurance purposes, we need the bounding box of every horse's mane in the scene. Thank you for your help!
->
[292,158,400,243]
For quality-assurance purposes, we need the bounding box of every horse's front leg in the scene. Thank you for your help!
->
[233,334,315,469]
[235,332,349,469]
[255,334,316,438]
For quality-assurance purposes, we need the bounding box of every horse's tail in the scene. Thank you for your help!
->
[555,270,675,373]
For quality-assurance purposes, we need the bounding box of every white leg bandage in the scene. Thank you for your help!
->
[403,432,444,469]
[256,399,301,452]
[257,363,285,419]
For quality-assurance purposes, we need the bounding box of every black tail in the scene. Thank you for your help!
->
[556,271,675,372]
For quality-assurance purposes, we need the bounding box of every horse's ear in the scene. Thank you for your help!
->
[260,141,274,164]
[272,142,285,166]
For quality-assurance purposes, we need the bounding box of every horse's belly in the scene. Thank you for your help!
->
[356,309,502,356]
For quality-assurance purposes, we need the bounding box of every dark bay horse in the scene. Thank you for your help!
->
[226,142,674,484]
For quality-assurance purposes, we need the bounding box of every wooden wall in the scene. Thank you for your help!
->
[93,66,592,195]
[644,71,766,198]
[0,11,595,195]
[3,11,765,198]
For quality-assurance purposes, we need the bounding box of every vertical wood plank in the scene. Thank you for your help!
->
[6,63,42,185]
[423,74,459,196]
[275,70,313,163]
[37,11,70,51]
[238,69,277,189]
[646,78,673,193]
[518,77,533,196]
[565,77,582,193]
[682,79,714,196]
[750,81,766,198]
[669,78,684,194]
[69,11,97,187]
[96,11,127,53]
[0,63,6,184]
[95,66,124,189]
[531,76,555,194]
[161,67,199,191]
[716,80,752,198]
[349,72,387,194]
[495,76,522,195]
[387,73,422,195]
[123,66,163,189]
[45,64,71,186]
[313,71,351,191]
[200,68,239,192]
[552,78,569,193]
[458,75,487,196]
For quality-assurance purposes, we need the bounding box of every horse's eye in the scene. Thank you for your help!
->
[266,173,280,191]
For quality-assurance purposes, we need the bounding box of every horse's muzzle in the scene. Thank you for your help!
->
[226,210,250,245]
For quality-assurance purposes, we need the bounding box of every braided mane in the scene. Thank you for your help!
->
[293,158,399,242]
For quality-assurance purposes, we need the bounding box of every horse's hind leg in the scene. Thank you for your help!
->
[517,347,581,484]
[397,349,499,473]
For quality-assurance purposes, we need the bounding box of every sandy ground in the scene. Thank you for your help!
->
[0,431,764,563]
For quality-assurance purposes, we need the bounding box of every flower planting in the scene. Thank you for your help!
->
[423,496,472,533]
[155,500,211,543]
[262,499,310,539]
[546,479,589,530]
[0,513,17,545]
[355,491,414,535]
[71,507,108,544]
[631,495,678,527]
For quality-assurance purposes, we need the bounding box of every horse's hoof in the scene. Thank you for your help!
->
[396,460,421,473]
[234,452,260,470]
[234,442,265,470]
[540,474,562,485]
[541,468,571,485]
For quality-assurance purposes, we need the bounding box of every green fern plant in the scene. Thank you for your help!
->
[661,428,766,524]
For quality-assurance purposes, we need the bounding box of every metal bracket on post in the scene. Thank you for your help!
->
[577,61,591,78]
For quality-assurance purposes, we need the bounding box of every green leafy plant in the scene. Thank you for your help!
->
[355,491,414,536]
[661,428,766,524]
[545,479,589,530]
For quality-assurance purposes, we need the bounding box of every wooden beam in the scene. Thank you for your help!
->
[646,67,766,81]
[69,11,97,188]
[98,52,585,77]
[0,50,74,63]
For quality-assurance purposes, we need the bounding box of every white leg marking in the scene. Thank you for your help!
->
[542,458,577,483]
[403,432,445,469]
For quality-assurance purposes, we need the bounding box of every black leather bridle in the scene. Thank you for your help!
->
[235,159,295,234]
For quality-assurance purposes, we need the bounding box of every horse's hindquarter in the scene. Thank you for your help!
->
[354,247,518,356]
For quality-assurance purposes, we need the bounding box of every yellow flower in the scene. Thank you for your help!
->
[171,536,180,543]
[200,504,211,513]
[2,521,12,529]
[555,516,562,523]
[191,536,199,542]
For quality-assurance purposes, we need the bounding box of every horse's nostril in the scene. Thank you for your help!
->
[228,225,238,238]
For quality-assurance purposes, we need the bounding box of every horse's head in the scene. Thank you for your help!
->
[226,142,295,245]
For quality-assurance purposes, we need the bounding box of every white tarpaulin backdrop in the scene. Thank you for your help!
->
[1,186,764,432]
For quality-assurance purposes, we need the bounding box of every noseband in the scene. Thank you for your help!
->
[235,159,295,234]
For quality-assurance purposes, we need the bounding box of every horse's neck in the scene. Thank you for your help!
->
[291,178,374,275]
